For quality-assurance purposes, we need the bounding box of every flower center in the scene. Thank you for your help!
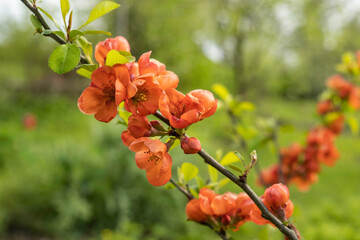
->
[133,89,149,105]
[144,151,160,165]
[102,81,115,101]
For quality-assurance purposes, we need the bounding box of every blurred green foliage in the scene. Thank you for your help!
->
[1,0,360,239]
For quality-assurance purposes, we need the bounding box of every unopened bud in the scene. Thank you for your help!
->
[150,120,166,131]
[264,183,290,209]
[221,214,231,226]
[181,137,201,154]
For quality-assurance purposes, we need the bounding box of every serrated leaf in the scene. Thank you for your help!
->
[220,152,241,166]
[38,7,62,31]
[60,0,70,24]
[106,50,129,66]
[228,165,243,173]
[181,162,199,182]
[30,15,42,30]
[48,43,81,74]
[69,30,84,40]
[208,165,218,183]
[79,1,120,29]
[83,30,111,36]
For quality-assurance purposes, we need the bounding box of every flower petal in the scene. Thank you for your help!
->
[77,87,105,115]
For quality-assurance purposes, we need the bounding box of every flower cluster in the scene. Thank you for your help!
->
[186,184,296,233]
[259,72,360,191]
[77,36,217,186]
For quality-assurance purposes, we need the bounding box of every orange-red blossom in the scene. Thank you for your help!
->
[128,137,172,186]
[186,188,253,230]
[95,36,130,66]
[78,66,125,123]
[159,89,217,129]
[250,184,294,225]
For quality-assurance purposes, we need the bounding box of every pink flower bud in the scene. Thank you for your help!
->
[180,137,201,154]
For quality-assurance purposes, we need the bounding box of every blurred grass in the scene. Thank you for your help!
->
[0,94,359,240]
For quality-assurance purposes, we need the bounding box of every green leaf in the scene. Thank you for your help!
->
[181,162,199,182]
[69,30,84,40]
[75,36,93,64]
[164,183,175,190]
[83,30,112,36]
[347,116,359,135]
[106,50,130,66]
[212,83,231,102]
[238,101,255,111]
[220,152,241,166]
[53,30,66,40]
[195,176,205,189]
[79,1,120,29]
[42,29,53,35]
[30,15,42,30]
[189,188,198,198]
[228,165,243,173]
[208,165,218,183]
[76,64,97,79]
[49,43,81,74]
[118,102,131,125]
[177,167,184,184]
[38,7,62,31]
[60,0,70,24]
[218,178,230,188]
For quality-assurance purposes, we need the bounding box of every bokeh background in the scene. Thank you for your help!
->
[1,0,360,239]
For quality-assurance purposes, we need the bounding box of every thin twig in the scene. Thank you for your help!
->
[153,111,299,240]
[20,0,88,64]
[170,179,193,200]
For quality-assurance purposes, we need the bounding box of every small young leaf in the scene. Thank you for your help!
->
[189,188,198,198]
[42,29,53,35]
[79,1,120,29]
[69,30,84,40]
[60,0,70,24]
[106,50,129,66]
[181,162,199,182]
[195,176,205,189]
[48,43,81,74]
[53,31,66,40]
[83,30,111,36]
[30,15,42,30]
[208,165,218,183]
[38,7,62,31]
[228,165,243,173]
[212,83,231,102]
[220,152,241,166]
[218,178,230,188]
[75,36,93,64]
[76,64,97,79]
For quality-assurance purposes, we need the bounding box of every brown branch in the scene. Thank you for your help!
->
[20,0,88,64]
[170,179,193,200]
[153,111,299,240]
